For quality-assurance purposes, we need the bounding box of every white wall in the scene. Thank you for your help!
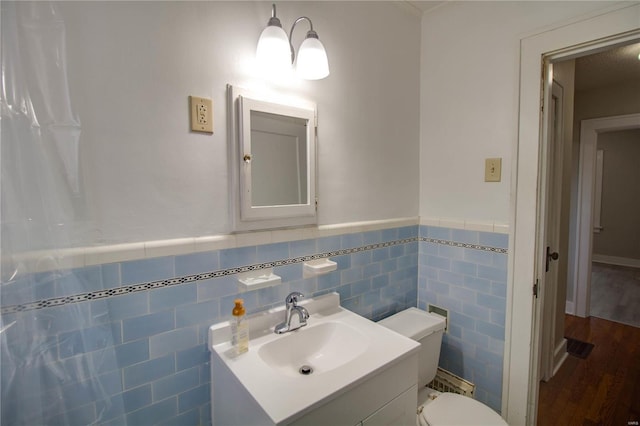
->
[44,1,420,248]
[419,1,618,226]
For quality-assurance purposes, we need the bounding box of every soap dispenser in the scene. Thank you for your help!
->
[231,299,249,355]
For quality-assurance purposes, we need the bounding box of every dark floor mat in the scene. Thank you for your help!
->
[565,337,594,359]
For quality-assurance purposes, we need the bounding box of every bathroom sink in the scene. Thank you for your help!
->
[209,292,419,425]
[258,321,369,377]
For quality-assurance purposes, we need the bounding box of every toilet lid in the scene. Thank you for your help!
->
[422,393,507,426]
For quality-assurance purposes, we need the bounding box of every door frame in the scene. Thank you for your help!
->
[573,113,640,318]
[505,3,640,425]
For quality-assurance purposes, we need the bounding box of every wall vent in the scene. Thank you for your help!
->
[428,367,475,398]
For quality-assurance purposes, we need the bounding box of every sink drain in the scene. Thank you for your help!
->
[299,365,313,375]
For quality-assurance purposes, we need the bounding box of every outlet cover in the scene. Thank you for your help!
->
[189,96,213,133]
[485,157,502,182]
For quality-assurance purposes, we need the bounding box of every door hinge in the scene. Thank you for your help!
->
[533,279,539,298]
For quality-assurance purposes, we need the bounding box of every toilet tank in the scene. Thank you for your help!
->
[379,308,446,388]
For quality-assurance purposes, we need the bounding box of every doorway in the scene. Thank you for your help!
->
[506,4,640,425]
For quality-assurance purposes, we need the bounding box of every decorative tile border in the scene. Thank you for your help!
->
[420,237,508,254]
[1,236,507,315]
[1,238,414,314]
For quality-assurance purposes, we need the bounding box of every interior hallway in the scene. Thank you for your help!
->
[590,262,640,328]
[537,314,640,425]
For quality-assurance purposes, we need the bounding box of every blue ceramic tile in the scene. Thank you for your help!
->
[491,309,506,327]
[95,396,125,423]
[476,320,505,340]
[475,347,503,368]
[462,302,490,322]
[479,232,508,249]
[477,293,506,312]
[426,279,449,295]
[341,267,363,284]
[153,367,200,402]
[450,286,475,303]
[380,258,397,273]
[463,248,494,266]
[317,272,340,291]
[112,339,150,369]
[178,384,210,413]
[438,270,464,287]
[104,292,149,321]
[452,229,479,245]
[122,384,152,412]
[126,397,177,426]
[175,251,219,276]
[451,260,477,277]
[372,274,389,290]
[427,226,451,240]
[48,402,97,426]
[398,226,417,240]
[101,263,121,289]
[425,255,450,270]
[371,247,389,262]
[461,328,489,349]
[123,311,174,342]
[176,345,209,372]
[492,252,508,269]
[150,283,197,312]
[438,244,465,260]
[397,254,417,269]
[381,228,398,242]
[196,276,237,302]
[335,284,352,301]
[317,236,341,252]
[463,275,491,294]
[390,244,404,258]
[341,233,363,249]
[363,263,381,278]
[55,266,104,296]
[477,265,507,282]
[351,251,372,266]
[449,311,475,330]
[175,301,218,328]
[121,257,175,286]
[351,279,371,296]
[58,322,121,358]
[257,242,290,263]
[491,281,507,298]
[220,246,256,269]
[274,263,302,282]
[123,353,175,389]
[159,408,200,426]
[421,241,438,256]
[333,254,351,269]
[433,295,462,313]
[363,230,382,245]
[149,326,198,358]
[290,239,316,257]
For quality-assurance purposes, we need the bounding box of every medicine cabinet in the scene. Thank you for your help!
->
[228,85,317,231]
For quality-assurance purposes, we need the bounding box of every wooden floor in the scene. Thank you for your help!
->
[537,315,640,425]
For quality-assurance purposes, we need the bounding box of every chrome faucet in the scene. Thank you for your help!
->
[274,292,309,334]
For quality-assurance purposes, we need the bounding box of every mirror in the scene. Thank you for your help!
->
[228,85,317,231]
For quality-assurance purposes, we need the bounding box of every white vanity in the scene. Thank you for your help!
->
[209,293,419,425]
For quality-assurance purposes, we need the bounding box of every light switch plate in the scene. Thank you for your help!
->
[189,96,213,133]
[485,157,502,182]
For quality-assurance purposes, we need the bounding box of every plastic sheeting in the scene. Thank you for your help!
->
[1,2,123,424]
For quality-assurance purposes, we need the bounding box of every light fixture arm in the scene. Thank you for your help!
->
[288,16,316,64]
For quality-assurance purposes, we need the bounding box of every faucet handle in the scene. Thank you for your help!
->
[285,292,304,306]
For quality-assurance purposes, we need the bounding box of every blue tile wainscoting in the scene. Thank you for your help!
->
[0,224,508,425]
[0,226,419,425]
[417,225,508,413]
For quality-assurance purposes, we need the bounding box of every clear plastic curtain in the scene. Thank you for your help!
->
[1,2,122,424]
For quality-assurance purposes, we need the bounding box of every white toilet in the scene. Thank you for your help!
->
[379,308,507,426]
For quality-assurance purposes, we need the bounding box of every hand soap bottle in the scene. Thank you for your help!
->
[231,299,249,355]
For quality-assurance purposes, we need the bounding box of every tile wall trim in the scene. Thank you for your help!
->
[7,217,420,274]
[1,237,418,315]
[1,230,509,315]
[420,217,509,234]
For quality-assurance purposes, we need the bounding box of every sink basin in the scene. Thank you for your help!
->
[258,321,369,377]
[209,292,419,425]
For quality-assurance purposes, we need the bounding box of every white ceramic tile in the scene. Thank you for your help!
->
[493,223,510,234]
[194,235,236,251]
[420,217,440,226]
[145,238,195,258]
[85,242,146,266]
[464,220,495,232]
[235,230,272,248]
[438,218,465,230]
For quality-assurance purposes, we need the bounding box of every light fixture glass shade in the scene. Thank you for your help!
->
[256,25,291,75]
[295,37,330,80]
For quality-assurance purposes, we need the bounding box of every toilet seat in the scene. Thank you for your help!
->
[419,393,507,426]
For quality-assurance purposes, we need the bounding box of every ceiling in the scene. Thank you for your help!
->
[574,42,640,91]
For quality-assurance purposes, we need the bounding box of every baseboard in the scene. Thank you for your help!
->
[565,300,575,315]
[592,254,640,268]
[552,338,569,377]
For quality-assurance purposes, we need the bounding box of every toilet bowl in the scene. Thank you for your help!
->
[379,308,507,426]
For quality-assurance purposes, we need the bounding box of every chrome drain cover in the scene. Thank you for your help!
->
[299,365,313,375]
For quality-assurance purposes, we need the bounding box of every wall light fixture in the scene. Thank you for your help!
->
[256,4,330,80]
